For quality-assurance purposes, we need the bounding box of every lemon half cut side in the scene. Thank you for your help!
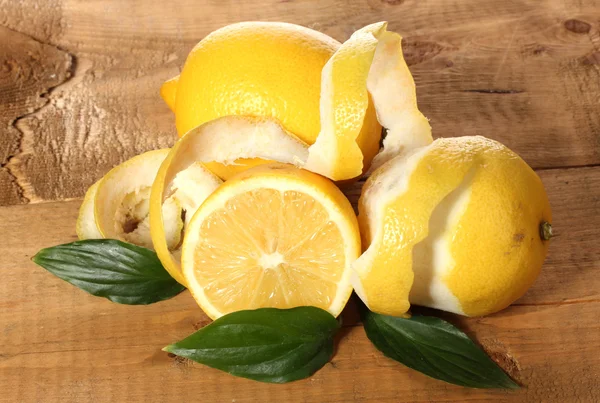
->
[180,164,361,319]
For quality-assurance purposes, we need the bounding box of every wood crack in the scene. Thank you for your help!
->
[461,89,525,94]
[585,26,600,71]
[0,25,75,205]
[534,163,600,172]
[513,298,600,307]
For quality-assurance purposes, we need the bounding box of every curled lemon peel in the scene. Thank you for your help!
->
[149,116,310,285]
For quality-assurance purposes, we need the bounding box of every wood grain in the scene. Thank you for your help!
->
[0,0,599,205]
[0,303,598,403]
[1,0,599,402]
[0,26,72,205]
[1,167,599,402]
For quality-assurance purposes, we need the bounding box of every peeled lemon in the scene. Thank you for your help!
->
[149,116,306,285]
[180,164,360,319]
[161,21,383,180]
[76,150,218,284]
[353,136,552,317]
[77,150,184,249]
[163,22,430,182]
[171,22,341,143]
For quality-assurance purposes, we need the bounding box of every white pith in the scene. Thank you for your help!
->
[169,162,222,227]
[409,169,475,315]
[366,32,432,172]
[179,116,309,167]
[115,188,182,250]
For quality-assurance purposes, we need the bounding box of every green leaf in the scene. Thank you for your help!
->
[362,310,519,389]
[164,307,340,383]
[33,239,185,305]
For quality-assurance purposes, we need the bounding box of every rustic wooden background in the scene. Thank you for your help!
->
[1,0,599,402]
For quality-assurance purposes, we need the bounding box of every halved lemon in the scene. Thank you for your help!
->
[180,164,360,319]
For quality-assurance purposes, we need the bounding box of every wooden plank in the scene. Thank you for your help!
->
[0,302,598,403]
[1,0,599,401]
[0,166,598,402]
[0,0,599,205]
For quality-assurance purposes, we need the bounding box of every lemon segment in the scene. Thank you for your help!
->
[181,164,360,319]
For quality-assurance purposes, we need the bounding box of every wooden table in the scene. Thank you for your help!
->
[1,1,599,402]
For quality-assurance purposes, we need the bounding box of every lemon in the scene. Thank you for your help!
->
[180,164,360,319]
[173,22,339,142]
[162,21,383,180]
[90,150,181,251]
[353,136,552,317]
[164,22,430,181]
[149,116,307,284]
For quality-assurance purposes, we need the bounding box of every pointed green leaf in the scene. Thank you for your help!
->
[362,310,519,389]
[164,307,340,383]
[33,239,185,304]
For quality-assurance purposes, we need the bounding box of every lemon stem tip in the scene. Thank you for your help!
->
[540,221,553,241]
